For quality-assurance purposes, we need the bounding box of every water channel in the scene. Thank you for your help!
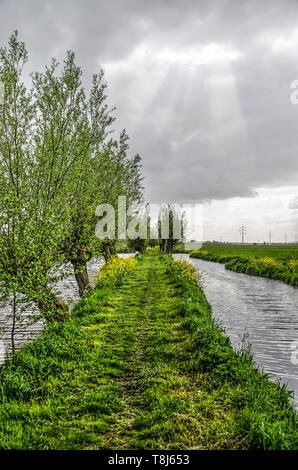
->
[174,254,298,407]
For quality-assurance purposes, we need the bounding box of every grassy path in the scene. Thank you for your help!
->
[0,251,297,449]
[96,252,242,449]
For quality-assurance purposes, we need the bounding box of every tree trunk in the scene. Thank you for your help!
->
[102,240,117,262]
[35,290,70,322]
[166,240,174,254]
[71,258,90,298]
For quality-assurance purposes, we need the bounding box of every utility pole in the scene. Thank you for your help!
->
[268,230,272,245]
[239,225,246,244]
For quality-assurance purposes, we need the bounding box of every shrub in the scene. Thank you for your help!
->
[172,258,201,285]
[92,255,137,286]
[248,257,281,270]
[288,258,298,274]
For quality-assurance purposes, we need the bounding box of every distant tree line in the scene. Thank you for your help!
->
[127,204,186,255]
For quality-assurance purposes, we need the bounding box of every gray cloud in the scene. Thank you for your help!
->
[289,196,298,209]
[1,0,298,204]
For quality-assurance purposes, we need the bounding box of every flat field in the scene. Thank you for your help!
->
[200,244,298,264]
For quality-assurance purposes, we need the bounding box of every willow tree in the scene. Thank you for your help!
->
[32,48,141,300]
[98,129,144,262]
[31,51,143,297]
[30,52,95,298]
[0,32,70,322]
[158,204,185,254]
[0,31,144,320]
[63,128,144,294]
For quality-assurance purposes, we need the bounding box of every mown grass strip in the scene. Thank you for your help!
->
[0,250,297,449]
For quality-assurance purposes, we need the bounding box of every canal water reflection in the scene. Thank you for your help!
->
[174,254,298,408]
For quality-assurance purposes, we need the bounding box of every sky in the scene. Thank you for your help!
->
[0,0,298,242]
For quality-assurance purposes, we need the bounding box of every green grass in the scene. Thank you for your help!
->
[0,250,297,449]
[198,244,298,262]
[189,244,298,286]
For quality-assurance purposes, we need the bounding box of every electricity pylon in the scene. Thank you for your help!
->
[268,230,272,244]
[239,225,246,244]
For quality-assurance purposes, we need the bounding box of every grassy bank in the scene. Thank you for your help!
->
[0,250,297,449]
[189,244,298,287]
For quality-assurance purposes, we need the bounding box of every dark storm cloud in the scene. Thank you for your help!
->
[1,0,298,203]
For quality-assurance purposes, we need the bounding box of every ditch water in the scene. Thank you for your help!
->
[0,257,105,364]
[174,254,298,408]
[0,253,136,363]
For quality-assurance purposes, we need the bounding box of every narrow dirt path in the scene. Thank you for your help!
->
[100,252,239,450]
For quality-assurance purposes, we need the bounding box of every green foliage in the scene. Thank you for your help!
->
[92,255,137,287]
[127,237,147,254]
[0,32,70,321]
[0,31,144,328]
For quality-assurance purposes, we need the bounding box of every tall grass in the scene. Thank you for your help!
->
[167,256,298,449]
[0,251,297,449]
